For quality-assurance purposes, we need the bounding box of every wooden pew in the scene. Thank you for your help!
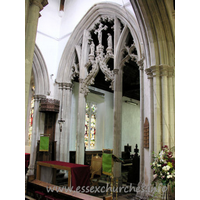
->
[30,179,102,200]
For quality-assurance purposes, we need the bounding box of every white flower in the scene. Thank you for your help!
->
[167,175,172,179]
[159,150,164,157]
[162,165,170,171]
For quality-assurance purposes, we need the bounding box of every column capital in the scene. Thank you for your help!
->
[145,65,175,79]
[149,65,160,77]
[159,64,175,77]
[145,65,160,79]
[145,68,153,79]
[58,82,73,90]
[113,69,119,75]
[168,66,175,77]
[63,83,73,90]
[159,64,170,76]
[34,94,46,101]
[30,0,48,11]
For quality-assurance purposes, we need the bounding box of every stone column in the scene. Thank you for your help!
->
[137,59,144,182]
[54,83,63,160]
[160,65,170,147]
[76,30,89,164]
[25,0,48,125]
[113,68,122,178]
[25,0,30,32]
[145,67,154,184]
[60,83,73,162]
[76,79,86,164]
[27,95,45,176]
[25,85,33,146]
[151,66,162,154]
[168,67,175,148]
[112,17,124,180]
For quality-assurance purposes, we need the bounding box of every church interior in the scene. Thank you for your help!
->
[24,0,175,199]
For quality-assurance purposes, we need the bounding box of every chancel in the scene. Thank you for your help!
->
[25,0,175,199]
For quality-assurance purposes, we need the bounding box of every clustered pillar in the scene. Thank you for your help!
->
[137,59,144,183]
[113,68,122,179]
[27,95,45,176]
[25,0,48,125]
[145,65,175,154]
[60,83,73,162]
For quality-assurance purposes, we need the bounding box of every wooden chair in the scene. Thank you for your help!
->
[90,154,102,186]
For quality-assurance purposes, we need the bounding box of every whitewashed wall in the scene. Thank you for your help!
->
[36,0,136,97]
[69,82,140,155]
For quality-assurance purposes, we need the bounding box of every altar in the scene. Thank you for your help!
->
[36,161,90,190]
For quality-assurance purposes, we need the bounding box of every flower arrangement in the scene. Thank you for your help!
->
[151,145,175,187]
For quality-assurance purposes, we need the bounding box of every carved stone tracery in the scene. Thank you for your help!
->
[80,19,115,96]
[121,42,138,68]
[78,16,140,97]
[71,63,79,81]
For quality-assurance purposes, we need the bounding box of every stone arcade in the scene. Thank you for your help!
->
[25,0,175,199]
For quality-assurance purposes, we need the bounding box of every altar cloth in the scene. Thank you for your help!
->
[36,161,90,191]
[25,153,30,168]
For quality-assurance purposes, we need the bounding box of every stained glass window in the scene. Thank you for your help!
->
[84,102,97,149]
[28,96,34,145]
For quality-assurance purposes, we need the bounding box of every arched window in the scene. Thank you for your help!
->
[28,86,35,145]
[85,102,97,149]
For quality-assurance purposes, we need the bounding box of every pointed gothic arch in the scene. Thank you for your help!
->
[54,1,175,186]
[26,44,51,176]
[56,2,143,84]
[33,44,50,96]
[26,44,50,145]
[55,3,145,180]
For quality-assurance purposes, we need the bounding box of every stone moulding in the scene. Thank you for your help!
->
[33,44,50,96]
[121,42,138,68]
[80,43,114,96]
[56,3,143,84]
[80,61,99,96]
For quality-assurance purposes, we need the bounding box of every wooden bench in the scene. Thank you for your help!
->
[30,179,102,200]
